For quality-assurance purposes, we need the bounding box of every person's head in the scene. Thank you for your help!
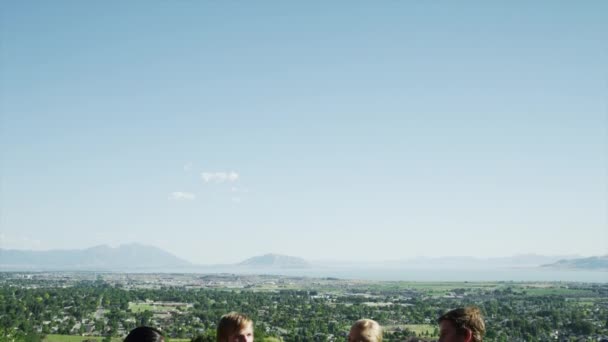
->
[124,326,164,342]
[348,319,383,342]
[217,312,254,342]
[437,306,485,342]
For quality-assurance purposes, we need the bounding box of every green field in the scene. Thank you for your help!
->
[361,281,501,296]
[384,324,438,337]
[521,287,595,296]
[128,302,183,313]
[43,335,122,342]
[260,338,283,342]
[576,298,598,306]
[372,282,596,298]
[43,335,190,342]
[43,334,282,342]
[406,324,437,337]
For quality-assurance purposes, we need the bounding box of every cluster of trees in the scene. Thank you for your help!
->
[1,279,607,342]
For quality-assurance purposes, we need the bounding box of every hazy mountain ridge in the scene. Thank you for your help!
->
[315,254,582,269]
[401,254,582,268]
[238,253,310,268]
[1,244,604,273]
[541,255,608,270]
[0,244,191,270]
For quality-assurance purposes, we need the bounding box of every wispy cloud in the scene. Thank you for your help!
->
[183,162,193,172]
[168,191,196,201]
[231,197,241,204]
[201,171,239,183]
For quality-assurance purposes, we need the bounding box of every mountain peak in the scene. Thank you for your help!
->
[238,253,310,268]
[542,255,608,270]
[0,243,191,270]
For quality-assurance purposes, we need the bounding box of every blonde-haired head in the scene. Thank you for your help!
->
[217,312,253,342]
[348,319,383,342]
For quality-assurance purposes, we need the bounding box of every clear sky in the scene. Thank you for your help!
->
[1,1,606,264]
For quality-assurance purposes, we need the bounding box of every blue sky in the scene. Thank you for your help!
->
[1,1,606,263]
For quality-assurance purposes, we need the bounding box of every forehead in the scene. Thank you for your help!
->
[226,322,253,337]
[237,323,253,332]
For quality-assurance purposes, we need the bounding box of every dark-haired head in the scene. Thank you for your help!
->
[124,326,164,342]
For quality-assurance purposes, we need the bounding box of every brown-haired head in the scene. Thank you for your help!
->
[217,312,254,342]
[437,306,485,342]
[348,319,383,342]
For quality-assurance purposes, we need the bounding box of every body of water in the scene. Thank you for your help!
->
[191,266,608,283]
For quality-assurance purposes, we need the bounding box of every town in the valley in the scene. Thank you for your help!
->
[1,272,607,342]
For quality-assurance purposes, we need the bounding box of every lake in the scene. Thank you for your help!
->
[185,265,608,282]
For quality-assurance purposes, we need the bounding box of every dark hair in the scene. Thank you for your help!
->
[437,306,485,342]
[124,326,165,342]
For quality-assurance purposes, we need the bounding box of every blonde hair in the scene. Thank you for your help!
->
[349,319,383,342]
[217,312,253,342]
[438,306,485,342]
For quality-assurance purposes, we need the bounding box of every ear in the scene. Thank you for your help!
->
[463,328,473,342]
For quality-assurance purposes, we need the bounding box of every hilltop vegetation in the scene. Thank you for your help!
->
[0,273,607,342]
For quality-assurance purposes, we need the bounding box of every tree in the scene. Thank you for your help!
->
[191,332,216,342]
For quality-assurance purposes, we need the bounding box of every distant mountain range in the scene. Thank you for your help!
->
[0,245,311,271]
[541,255,608,270]
[1,244,605,272]
[316,254,583,270]
[385,254,583,269]
[0,244,191,270]
[238,253,310,268]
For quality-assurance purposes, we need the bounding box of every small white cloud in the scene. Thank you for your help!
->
[168,191,196,201]
[183,162,193,172]
[201,173,213,182]
[227,171,239,182]
[201,171,239,183]
[231,197,241,203]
